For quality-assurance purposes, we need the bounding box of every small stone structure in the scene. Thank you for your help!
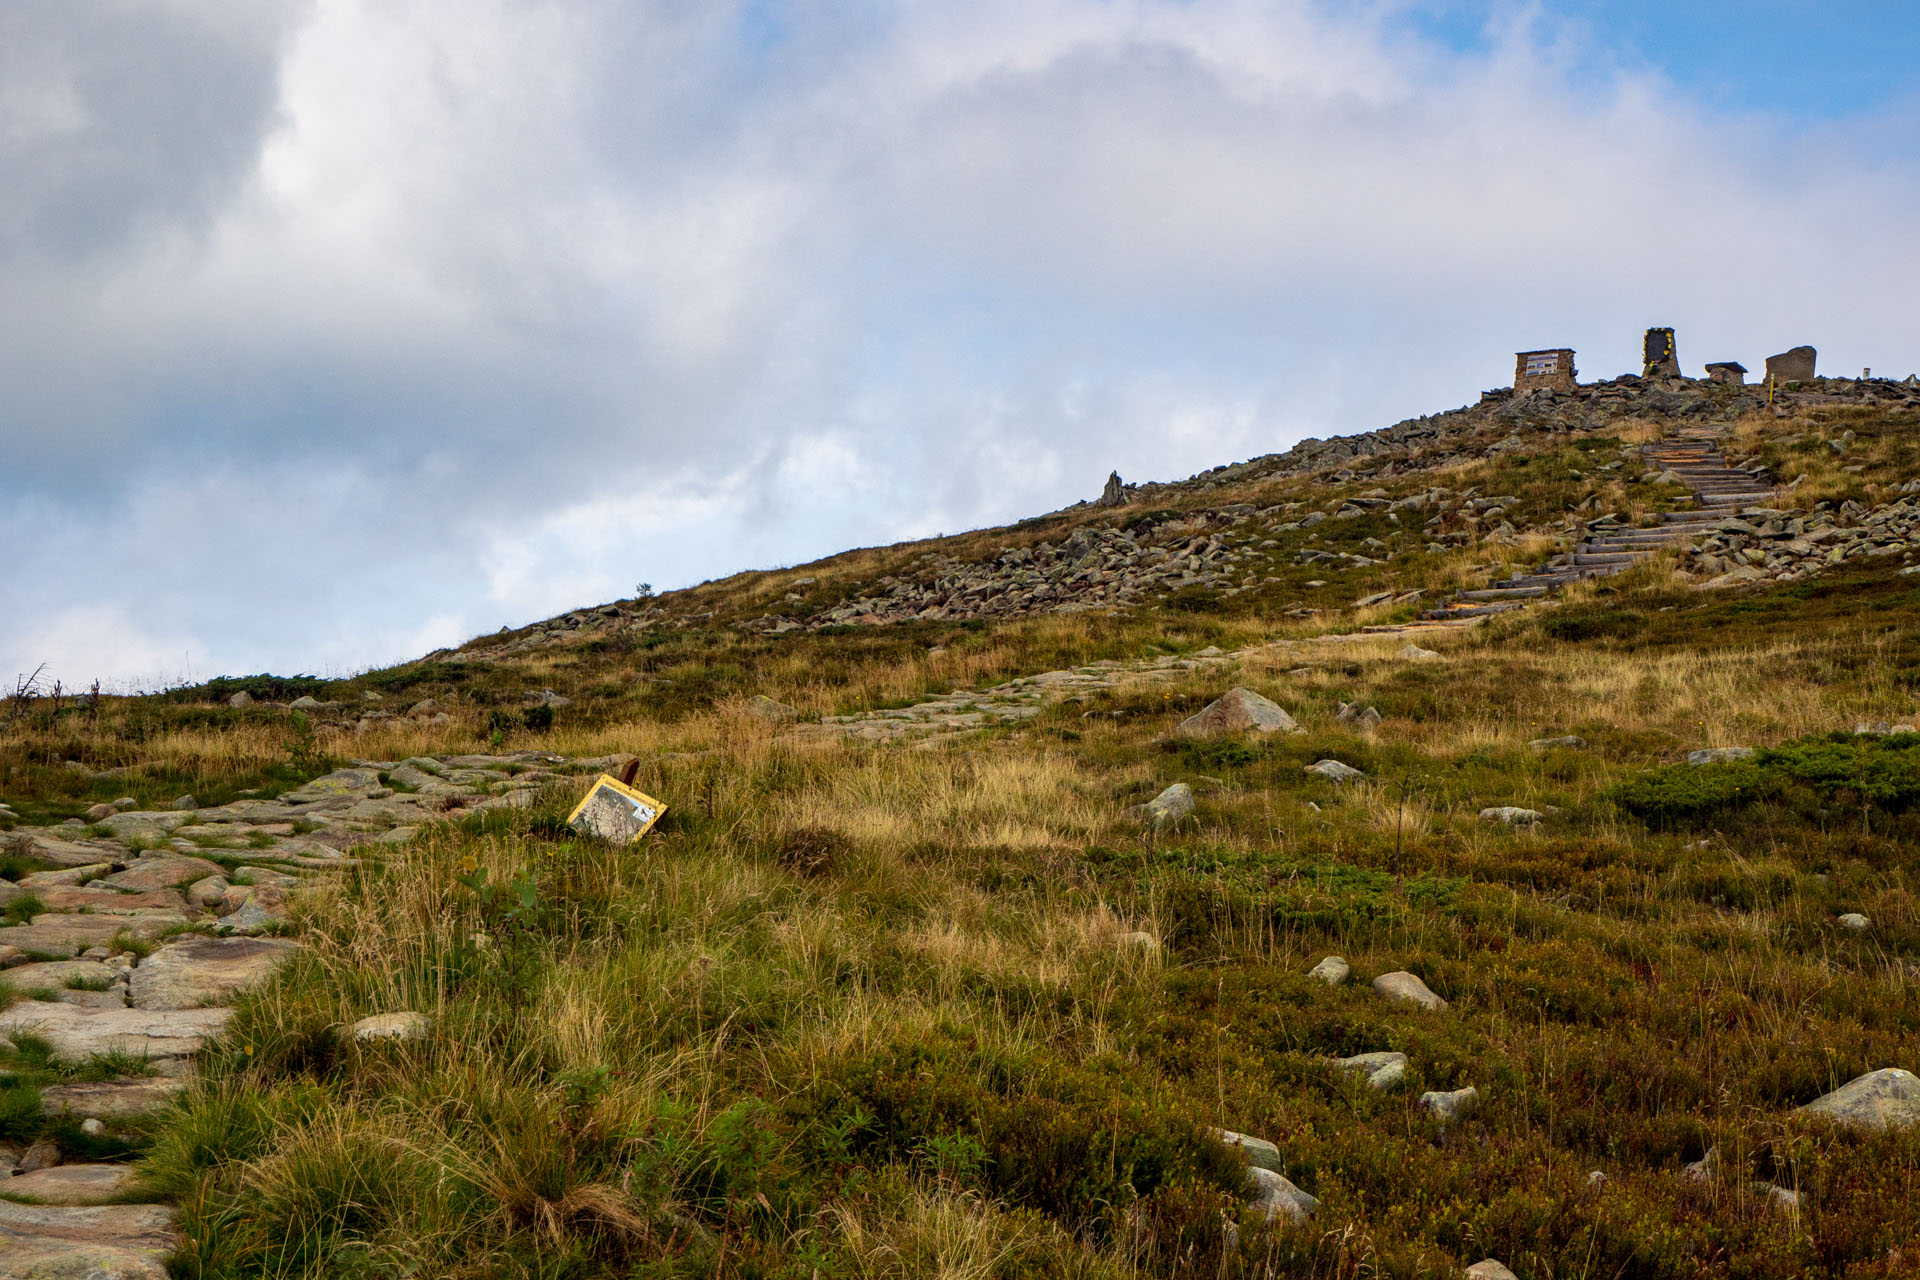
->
[1643,328,1681,378]
[1766,346,1817,383]
[1704,362,1746,386]
[1514,348,1576,393]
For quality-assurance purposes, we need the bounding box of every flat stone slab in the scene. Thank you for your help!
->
[93,812,196,841]
[2,834,122,870]
[38,1080,187,1121]
[5,1164,139,1205]
[0,1200,175,1276]
[98,857,224,893]
[1797,1068,1920,1130]
[129,937,297,1011]
[279,768,383,804]
[2,962,122,994]
[0,916,187,960]
[0,1003,230,1066]
[3,888,188,916]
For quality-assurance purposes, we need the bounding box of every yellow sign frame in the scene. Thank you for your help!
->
[565,774,667,845]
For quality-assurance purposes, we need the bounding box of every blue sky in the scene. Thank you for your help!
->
[1,0,1916,687]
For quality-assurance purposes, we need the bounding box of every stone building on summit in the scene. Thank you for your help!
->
[1514,348,1577,393]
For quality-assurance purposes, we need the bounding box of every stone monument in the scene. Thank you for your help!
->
[1704,362,1746,386]
[1643,328,1681,379]
[1765,346,1817,383]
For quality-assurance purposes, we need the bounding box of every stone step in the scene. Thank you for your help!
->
[1423,601,1526,619]
[1459,586,1549,599]
[5,1164,140,1205]
[1572,552,1647,565]
[0,1003,231,1073]
[0,1201,176,1278]
[38,1079,188,1121]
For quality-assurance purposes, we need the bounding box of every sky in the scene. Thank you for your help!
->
[3,0,1918,690]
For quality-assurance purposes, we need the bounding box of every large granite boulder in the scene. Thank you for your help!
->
[1176,689,1301,737]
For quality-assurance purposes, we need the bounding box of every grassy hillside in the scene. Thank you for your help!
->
[5,390,1920,1278]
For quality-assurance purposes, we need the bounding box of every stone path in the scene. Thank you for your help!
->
[0,751,611,1275]
[1423,429,1776,622]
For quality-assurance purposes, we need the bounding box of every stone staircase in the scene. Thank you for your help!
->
[1422,430,1776,623]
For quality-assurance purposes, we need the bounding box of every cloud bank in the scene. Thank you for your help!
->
[3,0,1916,686]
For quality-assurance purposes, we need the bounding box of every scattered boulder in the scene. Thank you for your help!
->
[186,876,231,911]
[1308,955,1349,985]
[1176,688,1302,737]
[228,690,253,709]
[1683,1145,1719,1182]
[1797,1068,1920,1130]
[1528,735,1585,751]
[1247,1167,1319,1225]
[1839,913,1870,932]
[743,695,800,723]
[1421,1086,1479,1124]
[1132,783,1195,831]
[1335,702,1383,730]
[1373,971,1447,1010]
[1217,1129,1284,1173]
[1333,1051,1407,1090]
[169,795,198,812]
[83,802,118,823]
[352,1011,429,1043]
[1464,1262,1518,1280]
[1687,747,1755,766]
[18,1138,61,1173]
[1399,644,1441,661]
[1480,807,1543,825]
[1304,759,1366,784]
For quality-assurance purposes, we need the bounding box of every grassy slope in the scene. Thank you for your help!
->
[3,405,1920,1277]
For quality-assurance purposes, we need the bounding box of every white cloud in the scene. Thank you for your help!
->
[2,0,1918,684]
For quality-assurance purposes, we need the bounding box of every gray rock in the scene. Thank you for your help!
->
[744,695,800,723]
[0,914,188,959]
[1765,345,1817,382]
[7,1163,139,1205]
[1687,747,1755,766]
[214,896,281,936]
[1217,1129,1284,1173]
[1304,759,1366,784]
[351,1011,429,1042]
[1480,807,1543,825]
[1333,1051,1407,1090]
[1797,1068,1920,1130]
[290,695,323,709]
[5,833,120,869]
[4,960,121,994]
[83,803,119,823]
[1137,783,1195,830]
[1175,688,1302,737]
[169,795,198,812]
[280,768,383,803]
[1528,735,1585,751]
[1307,955,1349,985]
[18,1138,60,1173]
[39,1079,187,1120]
[1335,702,1383,730]
[100,856,223,893]
[1399,644,1441,660]
[1463,1262,1518,1280]
[1683,1145,1719,1182]
[1839,913,1870,932]
[186,876,231,911]
[1421,1086,1479,1124]
[129,937,298,1011]
[1372,970,1447,1010]
[228,691,253,709]
[0,1200,178,1278]
[0,1003,230,1069]
[1247,1167,1319,1225]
